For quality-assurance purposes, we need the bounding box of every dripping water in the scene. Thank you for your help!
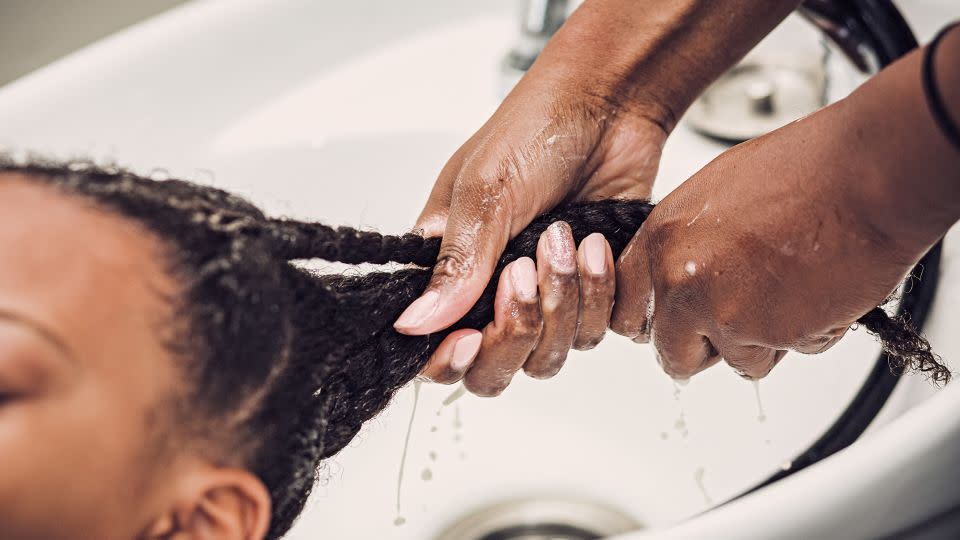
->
[394,380,421,526]
[443,384,468,407]
[673,379,689,438]
[694,467,713,505]
[752,379,767,422]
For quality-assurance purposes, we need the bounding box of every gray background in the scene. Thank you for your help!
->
[0,0,188,86]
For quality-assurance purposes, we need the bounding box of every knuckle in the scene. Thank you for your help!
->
[433,244,472,279]
[659,266,699,293]
[470,160,518,201]
[502,311,542,340]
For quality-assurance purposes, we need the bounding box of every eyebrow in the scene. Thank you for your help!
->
[0,309,76,363]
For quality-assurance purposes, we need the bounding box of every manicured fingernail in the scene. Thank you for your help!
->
[451,333,482,371]
[583,233,607,274]
[511,258,538,300]
[545,221,576,272]
[394,290,439,329]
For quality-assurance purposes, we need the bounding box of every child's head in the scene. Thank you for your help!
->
[0,158,446,540]
[0,157,940,540]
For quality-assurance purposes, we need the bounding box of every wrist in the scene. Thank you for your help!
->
[526,22,676,134]
[527,0,801,132]
[834,38,960,260]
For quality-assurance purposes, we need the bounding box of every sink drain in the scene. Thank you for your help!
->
[433,497,642,540]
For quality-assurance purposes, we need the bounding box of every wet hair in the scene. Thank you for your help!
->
[0,156,947,538]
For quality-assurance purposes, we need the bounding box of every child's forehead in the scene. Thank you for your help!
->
[0,173,181,382]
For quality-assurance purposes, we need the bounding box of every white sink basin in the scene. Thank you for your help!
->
[0,1,956,538]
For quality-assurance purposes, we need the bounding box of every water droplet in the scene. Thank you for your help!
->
[660,431,669,440]
[393,516,406,526]
[430,426,437,433]
[752,379,767,423]
[429,451,437,461]
[421,468,433,481]
[780,460,792,471]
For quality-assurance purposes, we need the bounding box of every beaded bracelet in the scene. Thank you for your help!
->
[922,21,960,152]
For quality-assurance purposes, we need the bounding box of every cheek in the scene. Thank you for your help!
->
[0,387,155,540]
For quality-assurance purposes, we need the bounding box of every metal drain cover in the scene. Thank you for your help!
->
[433,497,642,540]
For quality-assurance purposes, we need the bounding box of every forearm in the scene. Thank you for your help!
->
[529,0,801,130]
[840,24,960,256]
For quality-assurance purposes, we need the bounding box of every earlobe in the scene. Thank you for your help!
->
[145,468,271,540]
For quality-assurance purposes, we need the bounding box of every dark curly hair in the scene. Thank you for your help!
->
[0,155,947,539]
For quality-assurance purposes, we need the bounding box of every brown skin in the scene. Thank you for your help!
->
[0,175,269,540]
[399,2,959,389]
[419,226,616,396]
[395,0,801,393]
[612,28,960,378]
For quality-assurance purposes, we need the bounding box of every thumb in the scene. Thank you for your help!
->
[394,179,513,335]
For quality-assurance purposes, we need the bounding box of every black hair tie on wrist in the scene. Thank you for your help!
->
[922,22,960,152]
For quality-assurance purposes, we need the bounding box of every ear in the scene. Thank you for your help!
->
[142,468,271,540]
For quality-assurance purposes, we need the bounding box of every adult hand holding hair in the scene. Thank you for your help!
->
[395,0,803,395]
[612,24,960,380]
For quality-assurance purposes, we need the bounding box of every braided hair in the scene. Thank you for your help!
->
[0,155,945,539]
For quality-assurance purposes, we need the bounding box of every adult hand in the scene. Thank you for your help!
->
[610,122,886,379]
[398,74,666,396]
[611,31,960,379]
[394,0,806,394]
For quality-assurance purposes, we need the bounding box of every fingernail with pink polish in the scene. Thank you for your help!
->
[545,221,576,273]
[582,233,607,274]
[451,333,482,371]
[394,290,439,329]
[511,258,538,300]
